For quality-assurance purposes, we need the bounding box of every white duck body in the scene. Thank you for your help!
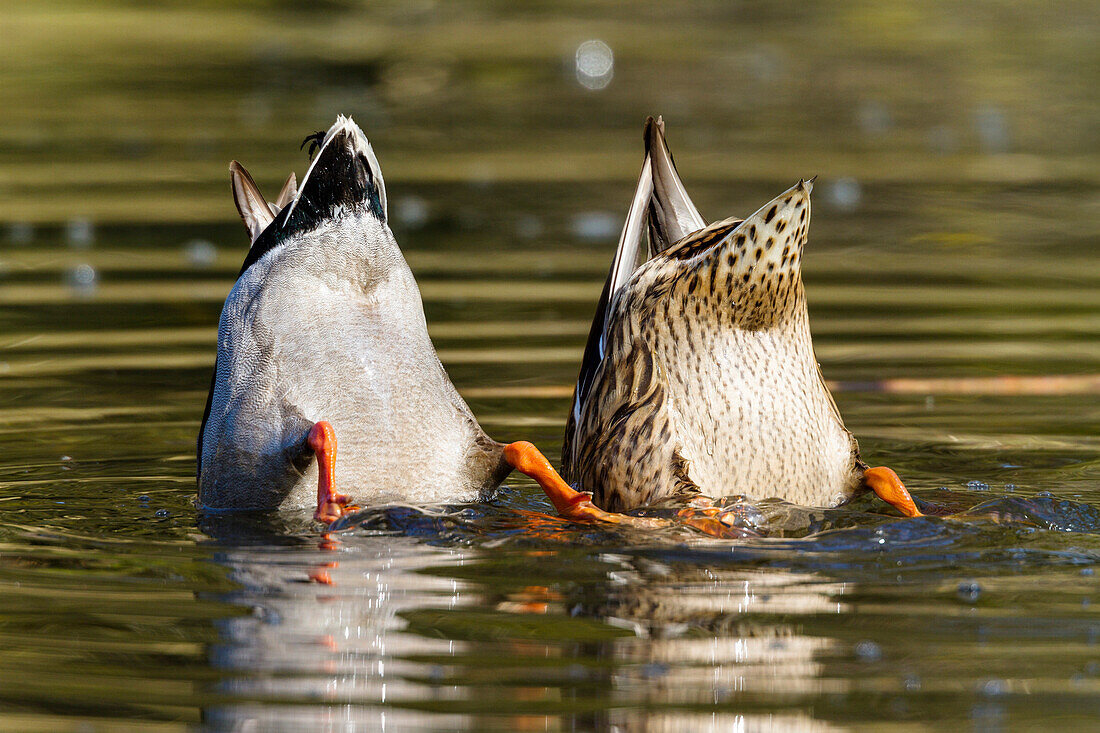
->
[199,117,506,511]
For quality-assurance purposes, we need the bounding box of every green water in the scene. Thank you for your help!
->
[1,1,1098,730]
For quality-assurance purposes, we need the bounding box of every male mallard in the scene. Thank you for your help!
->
[561,117,920,518]
[198,116,631,526]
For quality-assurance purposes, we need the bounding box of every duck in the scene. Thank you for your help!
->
[197,116,682,529]
[561,117,921,518]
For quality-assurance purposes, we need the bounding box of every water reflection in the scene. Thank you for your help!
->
[202,518,476,730]
[202,513,856,731]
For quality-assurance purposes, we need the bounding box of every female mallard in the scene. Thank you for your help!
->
[561,117,920,518]
[198,116,631,526]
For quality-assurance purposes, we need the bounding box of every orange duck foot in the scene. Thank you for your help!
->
[863,466,923,518]
[308,421,357,524]
[502,441,757,539]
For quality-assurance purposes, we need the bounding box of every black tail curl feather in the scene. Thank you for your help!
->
[300,131,326,159]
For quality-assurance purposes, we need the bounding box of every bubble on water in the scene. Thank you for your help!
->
[575,40,614,90]
[855,640,883,662]
[7,221,33,244]
[977,678,1008,697]
[966,480,989,491]
[395,195,429,229]
[856,100,892,136]
[925,395,935,411]
[903,675,922,691]
[138,495,151,502]
[975,104,1010,153]
[66,217,95,248]
[60,455,72,461]
[572,210,619,241]
[957,581,982,603]
[65,263,98,297]
[1004,484,1018,490]
[154,509,170,518]
[826,177,862,212]
[1081,567,1095,577]
[184,239,217,268]
[1035,490,1053,498]
[515,214,543,240]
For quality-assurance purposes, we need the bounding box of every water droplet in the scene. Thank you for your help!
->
[966,480,989,491]
[572,211,619,241]
[7,222,33,244]
[977,678,1007,697]
[575,40,613,90]
[65,264,98,297]
[515,214,543,240]
[855,640,883,662]
[394,195,429,229]
[957,581,982,603]
[826,177,862,212]
[65,217,95,248]
[184,239,217,268]
[154,509,170,518]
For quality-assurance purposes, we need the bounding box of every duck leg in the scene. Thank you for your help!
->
[308,421,354,523]
[862,466,923,517]
[503,441,743,537]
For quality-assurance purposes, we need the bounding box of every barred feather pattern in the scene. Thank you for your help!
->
[563,181,863,511]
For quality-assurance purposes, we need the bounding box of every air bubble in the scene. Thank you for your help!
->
[855,640,883,662]
[826,177,861,212]
[575,40,613,90]
[66,217,95,248]
[65,264,98,297]
[966,481,989,491]
[572,211,619,241]
[184,239,217,268]
[395,195,429,229]
[957,581,982,603]
[7,222,33,244]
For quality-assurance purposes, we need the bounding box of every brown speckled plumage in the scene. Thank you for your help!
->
[563,120,866,512]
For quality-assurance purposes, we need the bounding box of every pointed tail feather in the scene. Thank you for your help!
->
[645,116,705,254]
[230,161,275,244]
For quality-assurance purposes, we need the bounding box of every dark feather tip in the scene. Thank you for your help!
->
[300,131,327,158]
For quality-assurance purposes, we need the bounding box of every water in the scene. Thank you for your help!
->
[1,2,1098,730]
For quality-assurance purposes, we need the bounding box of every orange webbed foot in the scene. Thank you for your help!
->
[863,466,923,518]
[308,421,356,524]
[502,441,664,530]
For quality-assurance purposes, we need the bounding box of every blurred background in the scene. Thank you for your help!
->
[1,1,1098,730]
[2,0,1096,221]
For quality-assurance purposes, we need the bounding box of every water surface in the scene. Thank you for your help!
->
[1,1,1098,730]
